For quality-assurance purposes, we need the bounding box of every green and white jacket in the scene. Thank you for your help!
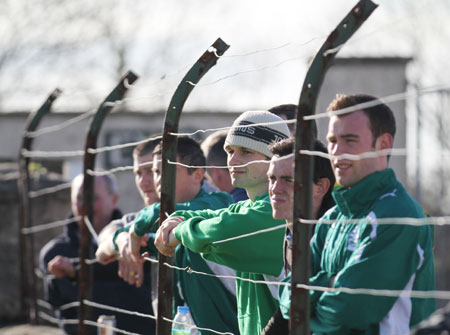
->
[306,168,435,335]
[173,193,285,335]
[122,189,240,335]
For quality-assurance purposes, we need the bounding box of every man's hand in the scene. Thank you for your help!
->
[118,257,145,288]
[96,240,118,265]
[128,224,145,263]
[48,256,76,279]
[112,231,146,287]
[96,221,123,264]
[154,216,183,256]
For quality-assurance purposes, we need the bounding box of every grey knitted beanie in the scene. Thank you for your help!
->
[224,110,290,158]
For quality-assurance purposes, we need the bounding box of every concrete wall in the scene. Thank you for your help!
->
[0,171,70,323]
[0,111,240,214]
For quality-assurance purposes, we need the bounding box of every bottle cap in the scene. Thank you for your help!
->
[177,306,189,313]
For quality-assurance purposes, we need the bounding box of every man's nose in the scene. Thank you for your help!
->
[228,152,239,166]
[142,173,153,185]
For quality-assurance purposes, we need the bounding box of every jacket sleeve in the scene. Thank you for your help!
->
[133,198,225,236]
[310,221,431,333]
[133,203,162,236]
[174,200,285,276]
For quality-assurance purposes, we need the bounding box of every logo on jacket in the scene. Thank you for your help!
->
[347,226,360,252]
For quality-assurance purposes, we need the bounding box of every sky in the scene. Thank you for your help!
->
[1,0,447,113]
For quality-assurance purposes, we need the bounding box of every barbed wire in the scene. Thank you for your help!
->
[186,54,311,87]
[24,109,96,138]
[21,216,81,234]
[144,255,450,301]
[306,83,450,121]
[84,216,99,243]
[19,83,450,161]
[28,182,72,198]
[38,311,78,325]
[84,300,156,321]
[21,148,85,158]
[87,136,162,154]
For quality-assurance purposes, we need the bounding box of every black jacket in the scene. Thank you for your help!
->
[39,209,155,335]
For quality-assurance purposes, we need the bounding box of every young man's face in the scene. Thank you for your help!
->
[225,145,269,190]
[327,110,381,187]
[134,152,159,206]
[152,154,200,204]
[268,155,294,222]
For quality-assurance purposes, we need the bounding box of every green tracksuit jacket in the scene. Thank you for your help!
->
[173,192,286,335]
[124,189,240,335]
[303,168,435,334]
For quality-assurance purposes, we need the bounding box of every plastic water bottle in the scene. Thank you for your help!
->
[171,306,198,334]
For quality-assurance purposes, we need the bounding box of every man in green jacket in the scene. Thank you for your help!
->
[261,137,335,335]
[309,94,435,334]
[148,110,291,334]
[100,136,240,335]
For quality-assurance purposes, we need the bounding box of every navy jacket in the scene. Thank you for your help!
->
[39,209,155,335]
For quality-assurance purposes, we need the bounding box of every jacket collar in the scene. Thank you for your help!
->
[254,192,270,202]
[332,168,396,217]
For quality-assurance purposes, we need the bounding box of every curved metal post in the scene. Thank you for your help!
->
[157,38,229,335]
[78,71,138,335]
[291,1,377,334]
[17,88,62,324]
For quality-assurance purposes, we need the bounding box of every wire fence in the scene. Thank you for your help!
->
[9,3,450,333]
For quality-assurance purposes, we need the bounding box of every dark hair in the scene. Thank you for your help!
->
[270,137,335,217]
[153,136,205,175]
[269,104,297,120]
[268,104,319,138]
[201,130,228,167]
[268,104,296,133]
[327,94,396,146]
[133,135,161,159]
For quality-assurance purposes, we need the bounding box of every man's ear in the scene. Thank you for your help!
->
[376,133,393,150]
[314,177,331,198]
[112,193,119,208]
[193,168,205,184]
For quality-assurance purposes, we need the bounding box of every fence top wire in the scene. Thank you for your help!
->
[19,83,450,161]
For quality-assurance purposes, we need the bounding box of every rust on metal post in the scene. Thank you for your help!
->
[17,88,61,324]
[290,1,377,334]
[77,71,138,335]
[157,38,229,335]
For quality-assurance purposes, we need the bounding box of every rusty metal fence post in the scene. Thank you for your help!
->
[18,88,62,324]
[77,71,138,335]
[157,38,229,335]
[291,1,377,334]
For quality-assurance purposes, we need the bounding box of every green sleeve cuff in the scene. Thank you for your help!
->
[112,226,131,252]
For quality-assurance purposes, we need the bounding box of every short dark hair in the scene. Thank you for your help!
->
[268,104,318,137]
[270,137,335,217]
[153,136,206,175]
[201,130,228,167]
[269,104,297,120]
[327,94,396,146]
[133,135,161,159]
[268,104,296,133]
